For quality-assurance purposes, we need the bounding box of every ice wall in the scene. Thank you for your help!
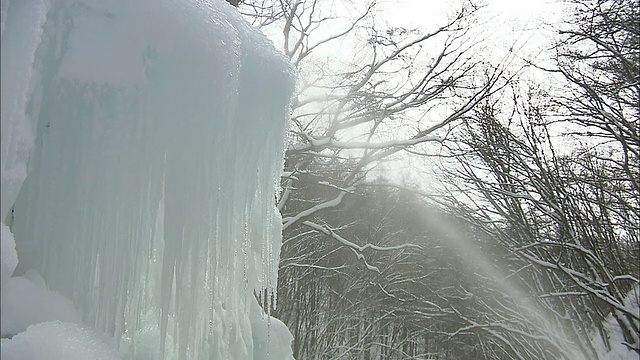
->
[2,0,295,358]
[0,0,50,222]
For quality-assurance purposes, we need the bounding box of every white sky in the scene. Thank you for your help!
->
[380,0,565,28]
[257,0,567,67]
[360,0,569,186]
[253,0,569,187]
[379,0,567,58]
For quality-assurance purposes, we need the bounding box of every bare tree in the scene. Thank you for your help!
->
[239,0,519,357]
[437,72,638,359]
[423,0,640,357]
[240,0,639,358]
[240,0,512,268]
[551,0,639,191]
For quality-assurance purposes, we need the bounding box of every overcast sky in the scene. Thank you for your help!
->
[379,0,567,59]
[253,0,570,186]
[345,0,568,186]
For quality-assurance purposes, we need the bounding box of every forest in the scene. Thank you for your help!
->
[237,0,639,358]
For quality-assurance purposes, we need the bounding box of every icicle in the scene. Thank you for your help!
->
[5,0,296,358]
[0,0,50,221]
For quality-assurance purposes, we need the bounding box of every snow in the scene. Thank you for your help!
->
[1,321,120,360]
[1,271,82,338]
[1,0,296,358]
[250,299,295,360]
[591,286,640,360]
[0,223,18,289]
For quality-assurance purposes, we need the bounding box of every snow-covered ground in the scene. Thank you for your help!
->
[591,286,640,360]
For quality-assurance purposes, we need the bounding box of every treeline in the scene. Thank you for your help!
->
[274,168,527,359]
[240,0,639,358]
[274,158,637,359]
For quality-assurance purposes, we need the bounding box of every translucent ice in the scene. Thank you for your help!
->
[0,0,50,221]
[3,0,295,358]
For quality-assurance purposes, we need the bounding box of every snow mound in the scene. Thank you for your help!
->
[1,271,81,338]
[250,299,295,360]
[591,285,640,359]
[1,222,18,288]
[0,321,119,360]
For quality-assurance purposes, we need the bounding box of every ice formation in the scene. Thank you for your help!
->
[1,0,296,358]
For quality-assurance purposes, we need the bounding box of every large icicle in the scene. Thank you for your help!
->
[0,0,50,221]
[4,0,295,358]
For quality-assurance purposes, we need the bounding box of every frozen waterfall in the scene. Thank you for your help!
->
[1,0,296,359]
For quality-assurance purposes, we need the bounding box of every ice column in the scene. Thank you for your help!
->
[4,0,295,358]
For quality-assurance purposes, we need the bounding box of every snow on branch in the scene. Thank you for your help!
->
[280,263,347,271]
[290,134,442,152]
[301,220,421,273]
[281,187,354,230]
